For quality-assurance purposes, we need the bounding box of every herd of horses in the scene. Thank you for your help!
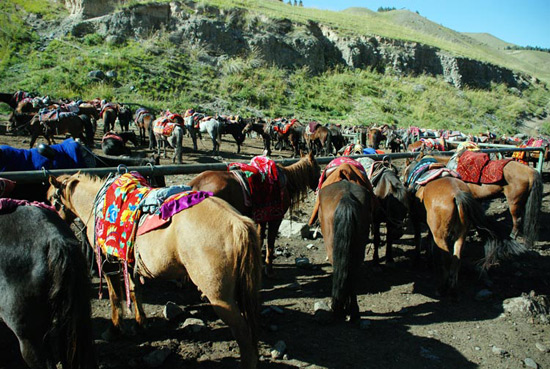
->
[0,92,546,369]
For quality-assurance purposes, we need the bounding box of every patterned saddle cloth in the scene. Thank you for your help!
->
[153,117,180,136]
[456,151,510,184]
[228,156,285,223]
[95,172,211,263]
[406,157,460,188]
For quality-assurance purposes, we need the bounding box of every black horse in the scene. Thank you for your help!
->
[0,204,96,369]
[117,105,132,132]
[217,115,246,153]
[101,131,139,156]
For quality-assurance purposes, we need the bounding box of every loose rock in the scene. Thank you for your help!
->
[271,340,287,360]
[181,318,206,333]
[143,348,171,368]
[523,358,538,369]
[163,301,183,321]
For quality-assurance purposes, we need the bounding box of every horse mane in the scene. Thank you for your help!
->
[279,154,318,212]
[380,170,408,207]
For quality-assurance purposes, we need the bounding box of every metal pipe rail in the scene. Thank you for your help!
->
[0,146,544,184]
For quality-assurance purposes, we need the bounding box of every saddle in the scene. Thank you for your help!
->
[456,150,510,184]
[306,121,320,135]
[153,117,179,136]
[228,156,286,223]
[406,157,459,189]
[102,132,123,143]
[99,103,118,119]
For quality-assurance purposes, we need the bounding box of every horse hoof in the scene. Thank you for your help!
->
[263,265,275,278]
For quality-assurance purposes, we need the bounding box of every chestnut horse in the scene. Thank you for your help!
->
[433,152,543,247]
[403,161,526,296]
[189,152,320,275]
[318,179,373,321]
[101,104,118,134]
[304,124,333,156]
[47,173,262,369]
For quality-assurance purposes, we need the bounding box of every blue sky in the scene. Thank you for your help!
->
[306,0,550,49]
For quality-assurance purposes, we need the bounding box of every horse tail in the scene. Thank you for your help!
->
[48,237,95,369]
[81,115,95,147]
[523,170,542,247]
[332,190,361,318]
[176,126,183,164]
[325,129,333,155]
[232,216,262,350]
[454,191,526,270]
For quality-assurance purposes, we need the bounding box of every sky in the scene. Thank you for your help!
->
[306,0,550,49]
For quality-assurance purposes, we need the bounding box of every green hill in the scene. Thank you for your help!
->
[0,0,549,135]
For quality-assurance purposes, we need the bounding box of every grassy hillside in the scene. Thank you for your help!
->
[463,33,516,49]
[1,0,549,135]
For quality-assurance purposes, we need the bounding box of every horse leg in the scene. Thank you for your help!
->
[103,273,124,340]
[266,220,282,276]
[372,221,381,265]
[128,276,147,330]
[210,300,258,369]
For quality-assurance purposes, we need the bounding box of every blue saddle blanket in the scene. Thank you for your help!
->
[0,138,86,172]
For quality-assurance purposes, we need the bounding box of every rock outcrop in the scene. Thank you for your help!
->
[61,1,532,89]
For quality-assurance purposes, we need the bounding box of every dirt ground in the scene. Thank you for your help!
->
[0,122,549,369]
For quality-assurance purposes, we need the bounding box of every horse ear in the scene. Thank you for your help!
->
[308,150,315,160]
[299,150,305,158]
[48,175,61,188]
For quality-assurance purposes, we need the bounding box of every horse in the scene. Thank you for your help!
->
[357,157,409,265]
[431,150,543,247]
[0,91,29,110]
[272,119,304,157]
[317,180,372,321]
[242,118,272,156]
[184,113,223,156]
[152,114,185,164]
[189,152,320,275]
[385,129,405,152]
[402,159,526,296]
[101,131,139,156]
[7,111,35,134]
[117,105,132,132]
[327,124,346,154]
[47,173,262,369]
[100,103,118,134]
[407,137,448,152]
[304,123,333,156]
[217,115,246,154]
[28,113,94,148]
[0,203,96,369]
[133,108,156,149]
[368,127,386,150]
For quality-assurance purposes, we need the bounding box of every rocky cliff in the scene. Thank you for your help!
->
[62,0,532,90]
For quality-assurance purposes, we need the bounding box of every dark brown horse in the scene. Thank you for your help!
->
[134,108,156,148]
[304,124,333,156]
[368,126,387,149]
[357,157,409,265]
[28,113,94,148]
[318,180,372,321]
[189,152,320,275]
[403,159,526,296]
[273,119,304,157]
[433,152,542,247]
[242,118,272,156]
[101,103,118,134]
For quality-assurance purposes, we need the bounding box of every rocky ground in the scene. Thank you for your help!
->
[0,123,549,369]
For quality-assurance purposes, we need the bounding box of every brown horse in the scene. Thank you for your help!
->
[189,152,320,275]
[433,152,543,247]
[101,104,118,134]
[273,119,304,157]
[403,161,526,296]
[407,137,448,152]
[368,127,386,149]
[28,113,94,148]
[304,124,333,156]
[47,173,262,369]
[318,180,372,321]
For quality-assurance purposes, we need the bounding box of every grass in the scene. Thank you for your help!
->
[0,0,549,135]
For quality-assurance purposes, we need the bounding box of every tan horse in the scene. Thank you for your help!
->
[47,174,262,369]
[189,152,320,275]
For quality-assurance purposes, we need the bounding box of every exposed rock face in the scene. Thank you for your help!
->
[65,0,119,18]
[62,1,532,89]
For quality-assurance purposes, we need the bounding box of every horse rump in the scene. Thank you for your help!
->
[0,206,96,369]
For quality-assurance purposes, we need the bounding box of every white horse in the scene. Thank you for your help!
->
[184,112,222,156]
[152,116,186,164]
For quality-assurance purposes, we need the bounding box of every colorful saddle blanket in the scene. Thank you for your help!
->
[306,121,320,135]
[273,120,295,135]
[99,103,118,119]
[102,132,123,143]
[134,108,151,124]
[0,178,15,198]
[456,151,511,184]
[228,156,285,223]
[153,117,180,136]
[317,157,367,190]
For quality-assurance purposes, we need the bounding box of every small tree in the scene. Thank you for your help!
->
[293,0,297,6]
[299,0,303,6]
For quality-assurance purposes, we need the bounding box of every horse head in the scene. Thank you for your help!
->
[47,174,81,224]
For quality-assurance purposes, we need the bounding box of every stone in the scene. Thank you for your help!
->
[535,342,549,352]
[105,70,118,79]
[491,346,507,356]
[523,358,538,369]
[295,257,312,269]
[163,301,183,321]
[313,300,332,323]
[270,340,286,359]
[87,70,106,81]
[502,293,550,318]
[143,348,171,368]
[279,219,309,238]
[181,318,206,333]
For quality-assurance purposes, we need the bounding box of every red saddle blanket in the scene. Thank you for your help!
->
[456,151,510,184]
[153,117,180,136]
[228,156,285,223]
